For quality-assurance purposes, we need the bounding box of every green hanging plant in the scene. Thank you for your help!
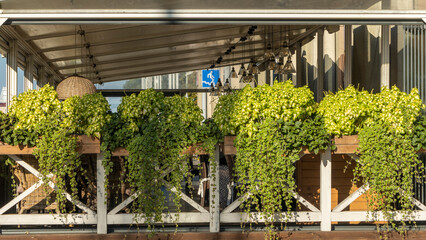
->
[7,85,111,213]
[320,85,426,233]
[101,89,217,229]
[214,81,330,233]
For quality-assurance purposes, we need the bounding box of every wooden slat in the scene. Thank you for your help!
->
[224,136,236,146]
[111,147,129,156]
[334,135,359,145]
[112,144,208,157]
[0,135,100,155]
[333,145,358,154]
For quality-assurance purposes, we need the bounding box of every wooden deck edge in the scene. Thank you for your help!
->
[111,143,209,157]
[1,231,426,240]
[0,135,100,155]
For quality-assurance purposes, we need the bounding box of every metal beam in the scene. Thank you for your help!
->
[23,25,146,41]
[38,25,242,53]
[0,26,62,82]
[55,45,265,71]
[1,10,426,25]
[39,29,256,54]
[0,18,7,26]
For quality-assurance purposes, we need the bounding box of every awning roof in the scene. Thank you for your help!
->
[3,24,320,83]
[0,0,425,84]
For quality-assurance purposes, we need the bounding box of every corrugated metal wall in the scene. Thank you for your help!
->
[403,25,426,102]
[404,25,426,205]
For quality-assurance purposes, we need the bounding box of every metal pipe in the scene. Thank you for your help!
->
[1,10,426,25]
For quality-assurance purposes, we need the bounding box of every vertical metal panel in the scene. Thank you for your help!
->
[404,25,426,204]
[403,25,426,102]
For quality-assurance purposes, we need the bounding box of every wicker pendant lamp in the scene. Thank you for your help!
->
[56,75,97,100]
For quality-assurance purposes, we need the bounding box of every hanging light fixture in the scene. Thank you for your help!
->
[277,41,290,58]
[209,82,215,95]
[230,67,238,78]
[239,71,247,83]
[216,78,223,92]
[264,43,274,59]
[283,54,296,74]
[238,63,246,75]
[267,56,276,71]
[274,61,285,75]
[224,78,232,94]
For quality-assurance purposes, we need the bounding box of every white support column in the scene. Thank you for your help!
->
[320,148,332,231]
[24,55,34,91]
[296,42,303,87]
[317,28,324,101]
[97,153,107,234]
[344,25,353,88]
[6,39,17,108]
[381,25,390,89]
[209,144,220,232]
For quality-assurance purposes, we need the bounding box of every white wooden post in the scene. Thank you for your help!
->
[6,39,17,108]
[320,148,332,231]
[209,144,220,232]
[97,153,107,234]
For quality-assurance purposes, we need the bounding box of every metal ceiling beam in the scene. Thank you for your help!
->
[0,26,62,82]
[92,56,262,82]
[55,44,266,71]
[61,52,264,77]
[39,27,254,53]
[1,10,426,25]
[36,25,242,53]
[22,25,144,41]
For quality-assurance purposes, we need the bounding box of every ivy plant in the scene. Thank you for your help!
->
[320,85,425,232]
[214,81,331,232]
[101,89,218,229]
[7,85,111,213]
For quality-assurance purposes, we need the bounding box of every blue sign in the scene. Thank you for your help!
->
[202,69,220,88]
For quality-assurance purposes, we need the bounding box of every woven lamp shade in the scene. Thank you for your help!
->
[56,75,97,100]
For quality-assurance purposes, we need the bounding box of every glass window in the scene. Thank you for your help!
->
[17,67,24,95]
[0,54,6,111]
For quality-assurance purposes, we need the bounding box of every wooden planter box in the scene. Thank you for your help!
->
[112,143,209,157]
[0,135,100,155]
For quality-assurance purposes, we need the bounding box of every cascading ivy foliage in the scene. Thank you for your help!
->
[6,85,111,212]
[213,80,331,230]
[100,89,221,228]
[319,85,426,230]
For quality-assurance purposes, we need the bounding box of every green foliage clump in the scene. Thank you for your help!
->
[318,85,374,136]
[320,85,425,231]
[213,80,330,231]
[62,92,111,138]
[102,89,217,228]
[6,84,110,213]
